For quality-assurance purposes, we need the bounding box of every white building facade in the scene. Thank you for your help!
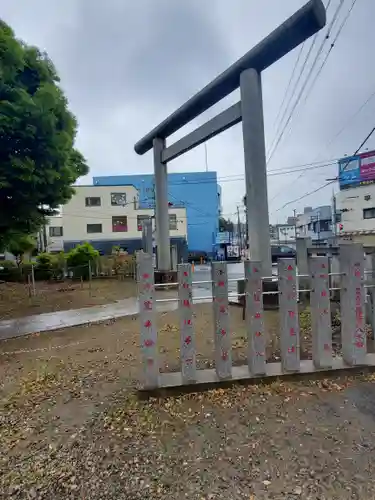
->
[336,183,375,246]
[46,185,188,256]
[296,205,333,244]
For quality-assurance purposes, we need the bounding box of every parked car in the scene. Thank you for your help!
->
[271,245,296,263]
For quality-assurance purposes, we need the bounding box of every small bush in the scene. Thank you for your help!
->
[66,242,99,279]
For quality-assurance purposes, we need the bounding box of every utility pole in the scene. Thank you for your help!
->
[237,205,242,256]
[293,209,297,242]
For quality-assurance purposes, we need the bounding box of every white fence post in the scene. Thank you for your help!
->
[211,262,232,379]
[309,256,332,368]
[178,263,196,383]
[137,251,159,389]
[278,258,300,372]
[340,244,366,366]
[244,261,266,375]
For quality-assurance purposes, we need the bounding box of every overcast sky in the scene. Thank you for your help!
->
[2,0,375,223]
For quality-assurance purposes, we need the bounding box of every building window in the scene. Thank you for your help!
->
[49,226,63,237]
[137,215,151,231]
[112,216,128,232]
[111,192,127,206]
[87,223,102,233]
[169,214,177,230]
[363,208,375,219]
[85,197,101,207]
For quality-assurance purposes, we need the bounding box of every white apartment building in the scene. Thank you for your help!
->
[296,205,333,244]
[269,224,296,248]
[336,183,375,246]
[46,185,188,255]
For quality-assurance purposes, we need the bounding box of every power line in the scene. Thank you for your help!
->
[268,36,318,156]
[302,0,358,107]
[267,0,346,164]
[320,89,375,155]
[164,159,339,187]
[271,42,305,138]
[274,123,375,213]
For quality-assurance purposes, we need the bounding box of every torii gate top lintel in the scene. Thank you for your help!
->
[134,0,326,156]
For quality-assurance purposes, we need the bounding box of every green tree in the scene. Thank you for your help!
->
[66,242,99,279]
[7,234,36,265]
[0,20,88,250]
[219,216,234,233]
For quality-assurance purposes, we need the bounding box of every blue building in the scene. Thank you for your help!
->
[93,171,220,255]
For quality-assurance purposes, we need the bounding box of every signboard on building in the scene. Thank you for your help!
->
[339,150,375,190]
[215,231,232,245]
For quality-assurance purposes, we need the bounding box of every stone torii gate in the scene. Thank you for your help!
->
[134,0,326,281]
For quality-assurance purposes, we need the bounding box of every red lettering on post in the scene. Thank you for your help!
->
[185,336,192,345]
[144,339,154,347]
[221,351,228,361]
[219,305,227,314]
[255,312,261,319]
[290,327,296,336]
[287,346,296,354]
[143,300,152,310]
[184,271,188,277]
[287,265,293,271]
[183,299,190,308]
[142,273,150,280]
[218,281,225,287]
[144,320,152,328]
[184,319,192,326]
[288,310,295,318]
[255,331,262,337]
[321,290,327,297]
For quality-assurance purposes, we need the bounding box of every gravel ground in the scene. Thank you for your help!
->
[2,305,375,499]
[0,278,137,319]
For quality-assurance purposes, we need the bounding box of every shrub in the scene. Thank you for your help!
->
[35,252,65,280]
[66,243,99,279]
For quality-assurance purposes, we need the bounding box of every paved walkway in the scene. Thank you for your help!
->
[0,263,246,341]
[0,291,214,341]
[0,297,180,341]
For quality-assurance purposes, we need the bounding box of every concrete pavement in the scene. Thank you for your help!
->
[0,263,266,341]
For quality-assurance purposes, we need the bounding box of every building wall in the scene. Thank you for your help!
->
[46,185,187,253]
[276,224,295,243]
[336,184,375,246]
[296,205,333,243]
[93,171,220,255]
[336,184,375,233]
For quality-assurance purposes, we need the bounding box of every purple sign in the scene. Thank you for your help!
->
[360,151,375,180]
